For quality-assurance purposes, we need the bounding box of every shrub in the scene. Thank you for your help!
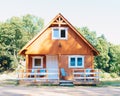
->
[110,73,118,78]
[100,70,111,79]
[0,55,12,72]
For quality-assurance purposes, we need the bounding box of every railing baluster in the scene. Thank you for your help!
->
[17,68,64,84]
[73,69,100,84]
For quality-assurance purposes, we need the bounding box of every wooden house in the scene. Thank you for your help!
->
[18,13,100,85]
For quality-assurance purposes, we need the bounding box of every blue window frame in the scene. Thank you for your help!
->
[69,55,84,68]
[70,58,75,66]
[77,58,82,66]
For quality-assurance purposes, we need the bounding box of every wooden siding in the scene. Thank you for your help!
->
[25,26,93,55]
[27,55,46,70]
[26,54,94,80]
[18,13,100,84]
[19,13,99,56]
[59,55,94,80]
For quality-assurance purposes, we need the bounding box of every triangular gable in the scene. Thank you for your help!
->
[19,13,99,55]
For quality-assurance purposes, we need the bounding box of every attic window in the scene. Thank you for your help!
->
[52,27,68,39]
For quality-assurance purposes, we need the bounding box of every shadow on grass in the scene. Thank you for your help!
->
[1,79,120,88]
[97,80,120,87]
[0,79,19,86]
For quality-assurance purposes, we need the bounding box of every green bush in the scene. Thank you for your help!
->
[100,70,119,79]
[100,72,111,79]
[0,55,12,72]
[110,73,118,78]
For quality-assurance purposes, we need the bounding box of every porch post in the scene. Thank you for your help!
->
[91,54,94,69]
[26,54,29,72]
[58,53,61,80]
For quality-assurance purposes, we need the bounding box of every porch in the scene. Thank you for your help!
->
[17,69,100,85]
[73,69,100,85]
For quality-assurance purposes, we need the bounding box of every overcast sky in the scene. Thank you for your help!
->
[0,0,120,44]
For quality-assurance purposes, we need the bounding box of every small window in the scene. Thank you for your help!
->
[32,56,43,68]
[77,58,82,66]
[52,27,67,39]
[34,59,41,66]
[53,29,59,39]
[69,55,84,68]
[61,29,66,38]
[70,58,75,66]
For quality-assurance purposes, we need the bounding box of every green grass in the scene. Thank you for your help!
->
[99,80,120,87]
[0,79,120,87]
[0,79,19,86]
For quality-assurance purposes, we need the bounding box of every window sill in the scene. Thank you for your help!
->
[69,66,84,68]
[52,38,68,40]
[32,66,43,69]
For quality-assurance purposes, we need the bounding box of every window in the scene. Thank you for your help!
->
[70,58,75,66]
[32,56,43,68]
[53,29,59,38]
[61,29,66,38]
[52,27,67,39]
[69,55,84,68]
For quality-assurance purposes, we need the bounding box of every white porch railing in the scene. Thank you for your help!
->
[17,69,59,82]
[73,69,100,83]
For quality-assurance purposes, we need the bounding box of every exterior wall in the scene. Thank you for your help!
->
[19,14,99,82]
[59,54,94,80]
[26,54,94,80]
[27,55,46,71]
[25,26,92,55]
[24,25,95,80]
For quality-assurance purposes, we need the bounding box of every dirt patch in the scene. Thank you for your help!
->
[0,86,120,96]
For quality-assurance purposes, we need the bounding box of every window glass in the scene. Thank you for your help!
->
[61,29,66,38]
[52,28,67,39]
[70,58,75,66]
[77,58,82,66]
[69,56,84,68]
[35,59,41,66]
[53,29,59,38]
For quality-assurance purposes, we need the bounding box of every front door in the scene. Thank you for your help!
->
[46,55,59,79]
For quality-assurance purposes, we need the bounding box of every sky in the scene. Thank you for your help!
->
[0,0,120,44]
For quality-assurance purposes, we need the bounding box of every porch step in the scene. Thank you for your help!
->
[59,80,74,86]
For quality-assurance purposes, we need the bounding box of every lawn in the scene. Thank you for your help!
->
[99,80,120,87]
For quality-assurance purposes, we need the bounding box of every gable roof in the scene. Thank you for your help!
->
[19,13,99,55]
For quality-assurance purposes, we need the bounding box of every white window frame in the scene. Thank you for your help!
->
[69,55,84,68]
[32,56,43,68]
[52,27,68,40]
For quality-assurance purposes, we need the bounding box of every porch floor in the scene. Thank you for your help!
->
[18,79,100,85]
[17,69,100,85]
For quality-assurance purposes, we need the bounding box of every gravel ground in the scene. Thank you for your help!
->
[0,86,119,96]
[0,73,120,96]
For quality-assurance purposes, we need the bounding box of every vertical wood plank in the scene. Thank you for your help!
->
[58,54,61,80]
[26,55,29,72]
[34,69,37,83]
[84,69,86,82]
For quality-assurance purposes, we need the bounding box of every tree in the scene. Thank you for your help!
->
[0,14,44,71]
[0,17,24,68]
[95,35,110,71]
[76,27,97,47]
[108,43,120,74]
[0,55,12,72]
[22,14,44,39]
